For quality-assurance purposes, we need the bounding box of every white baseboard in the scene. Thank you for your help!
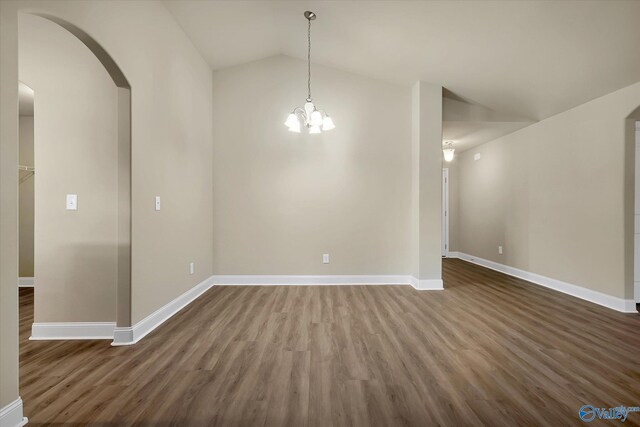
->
[18,277,34,287]
[450,252,637,313]
[212,274,444,291]
[0,397,28,427]
[30,322,116,340]
[410,278,444,290]
[112,275,215,346]
[211,275,414,286]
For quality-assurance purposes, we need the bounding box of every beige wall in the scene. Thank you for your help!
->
[457,81,640,300]
[0,0,21,410]
[1,0,213,409]
[18,115,34,278]
[20,14,119,322]
[212,55,413,275]
[411,81,443,281]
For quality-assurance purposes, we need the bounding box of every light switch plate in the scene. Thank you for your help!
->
[66,194,78,211]
[323,254,330,264]
[474,153,481,161]
[498,246,503,254]
[189,262,195,275]
[155,196,161,211]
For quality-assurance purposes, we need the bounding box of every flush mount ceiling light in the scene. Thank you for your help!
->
[443,141,455,162]
[284,11,335,134]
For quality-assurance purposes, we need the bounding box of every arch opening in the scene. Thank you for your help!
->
[19,11,132,330]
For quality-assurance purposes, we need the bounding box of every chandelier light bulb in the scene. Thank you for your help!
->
[443,148,455,162]
[284,11,334,135]
[310,110,323,127]
[285,113,298,128]
[322,116,335,131]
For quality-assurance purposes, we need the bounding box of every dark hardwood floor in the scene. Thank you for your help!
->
[19,259,640,426]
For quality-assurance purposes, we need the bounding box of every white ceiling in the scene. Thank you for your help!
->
[164,0,640,150]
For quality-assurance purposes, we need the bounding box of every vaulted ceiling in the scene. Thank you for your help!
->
[164,0,640,150]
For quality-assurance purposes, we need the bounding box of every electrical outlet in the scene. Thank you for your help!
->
[498,246,503,255]
[155,196,161,211]
[323,254,330,264]
[474,153,481,161]
[189,262,195,275]
[66,194,78,210]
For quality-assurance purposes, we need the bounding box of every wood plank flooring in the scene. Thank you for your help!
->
[19,259,640,426]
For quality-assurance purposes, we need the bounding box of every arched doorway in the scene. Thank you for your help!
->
[1,7,133,425]
[21,12,132,331]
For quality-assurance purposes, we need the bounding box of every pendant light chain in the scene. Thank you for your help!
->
[307,17,312,101]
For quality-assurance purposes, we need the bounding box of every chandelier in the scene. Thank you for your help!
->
[284,11,335,134]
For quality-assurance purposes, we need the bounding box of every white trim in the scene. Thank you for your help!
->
[112,326,134,345]
[112,275,215,346]
[30,322,116,340]
[410,277,444,290]
[0,397,28,427]
[450,252,637,313]
[212,275,415,286]
[18,277,34,287]
[213,275,443,290]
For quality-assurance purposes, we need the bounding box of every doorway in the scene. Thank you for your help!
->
[635,120,640,303]
[18,82,35,290]
[442,168,449,257]
[17,12,132,337]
